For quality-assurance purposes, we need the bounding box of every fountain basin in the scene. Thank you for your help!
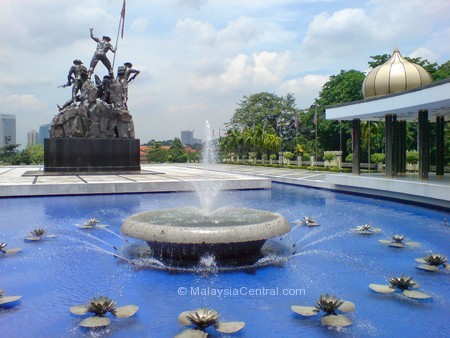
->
[121,207,290,259]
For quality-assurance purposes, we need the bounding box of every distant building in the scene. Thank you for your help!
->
[181,130,201,145]
[38,124,51,144]
[0,114,16,147]
[27,130,39,146]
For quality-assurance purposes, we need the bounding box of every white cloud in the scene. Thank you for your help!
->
[300,0,450,71]
[176,0,208,10]
[280,74,329,108]
[130,17,149,33]
[0,95,46,111]
[173,17,216,45]
[253,51,291,84]
[408,48,438,63]
[0,0,448,146]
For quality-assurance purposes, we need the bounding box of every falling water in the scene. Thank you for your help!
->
[196,254,219,276]
[84,242,131,263]
[100,226,129,242]
[78,231,118,250]
[295,230,347,250]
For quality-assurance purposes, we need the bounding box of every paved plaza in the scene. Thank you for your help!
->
[0,164,448,209]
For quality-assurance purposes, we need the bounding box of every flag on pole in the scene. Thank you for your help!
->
[120,0,126,38]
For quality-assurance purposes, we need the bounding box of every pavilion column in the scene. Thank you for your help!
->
[436,115,445,177]
[352,118,361,175]
[385,114,397,177]
[418,110,429,180]
[397,120,407,173]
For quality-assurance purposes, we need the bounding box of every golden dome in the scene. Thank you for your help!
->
[362,48,432,98]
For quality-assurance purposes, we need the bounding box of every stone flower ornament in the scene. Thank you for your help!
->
[378,234,420,248]
[349,224,382,235]
[291,294,355,327]
[78,218,109,229]
[415,254,450,272]
[0,289,22,307]
[369,275,432,299]
[177,307,245,337]
[70,296,138,328]
[25,228,57,241]
[0,242,21,256]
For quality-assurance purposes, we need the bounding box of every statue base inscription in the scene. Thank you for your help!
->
[44,138,141,172]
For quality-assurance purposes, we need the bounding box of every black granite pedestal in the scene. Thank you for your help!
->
[44,138,141,172]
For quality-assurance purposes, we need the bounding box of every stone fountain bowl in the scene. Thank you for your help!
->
[121,207,290,260]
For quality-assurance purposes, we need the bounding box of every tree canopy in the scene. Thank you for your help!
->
[227,92,300,138]
[220,53,449,163]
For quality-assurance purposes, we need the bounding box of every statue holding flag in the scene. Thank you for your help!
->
[88,28,116,79]
[45,0,140,173]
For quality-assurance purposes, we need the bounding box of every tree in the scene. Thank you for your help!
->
[433,60,450,81]
[20,144,44,164]
[147,143,169,163]
[0,136,21,164]
[169,138,188,163]
[228,92,300,140]
[315,69,365,158]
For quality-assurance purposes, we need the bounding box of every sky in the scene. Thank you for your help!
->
[1,0,449,147]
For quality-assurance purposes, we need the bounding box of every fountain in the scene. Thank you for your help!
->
[1,183,449,337]
[121,206,289,260]
[121,121,290,260]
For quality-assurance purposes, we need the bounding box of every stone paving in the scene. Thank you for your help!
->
[0,163,448,209]
[0,164,270,197]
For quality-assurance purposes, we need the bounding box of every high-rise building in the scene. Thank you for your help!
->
[38,124,51,144]
[181,130,202,145]
[27,130,39,146]
[181,130,194,145]
[0,114,16,147]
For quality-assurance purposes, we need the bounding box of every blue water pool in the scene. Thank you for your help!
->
[1,183,449,337]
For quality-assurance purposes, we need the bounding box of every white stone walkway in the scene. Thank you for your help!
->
[0,163,448,209]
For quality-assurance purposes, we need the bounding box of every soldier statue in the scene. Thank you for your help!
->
[57,59,89,110]
[117,62,140,106]
[88,28,116,79]
[67,59,89,103]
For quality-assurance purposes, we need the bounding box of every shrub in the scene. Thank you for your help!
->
[323,153,335,161]
[406,150,419,164]
[345,153,353,162]
[371,153,385,163]
[284,151,294,160]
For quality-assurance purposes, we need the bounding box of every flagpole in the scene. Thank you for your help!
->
[112,16,122,71]
[112,0,126,71]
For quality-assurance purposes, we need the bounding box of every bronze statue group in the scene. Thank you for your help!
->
[51,28,139,139]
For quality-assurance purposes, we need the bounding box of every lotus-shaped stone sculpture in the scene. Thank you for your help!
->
[369,275,431,299]
[350,224,381,235]
[177,308,245,337]
[291,294,355,327]
[70,296,139,328]
[415,254,449,272]
[0,242,22,256]
[378,234,420,248]
[0,289,22,307]
[79,218,109,229]
[25,228,57,241]
[304,217,319,227]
